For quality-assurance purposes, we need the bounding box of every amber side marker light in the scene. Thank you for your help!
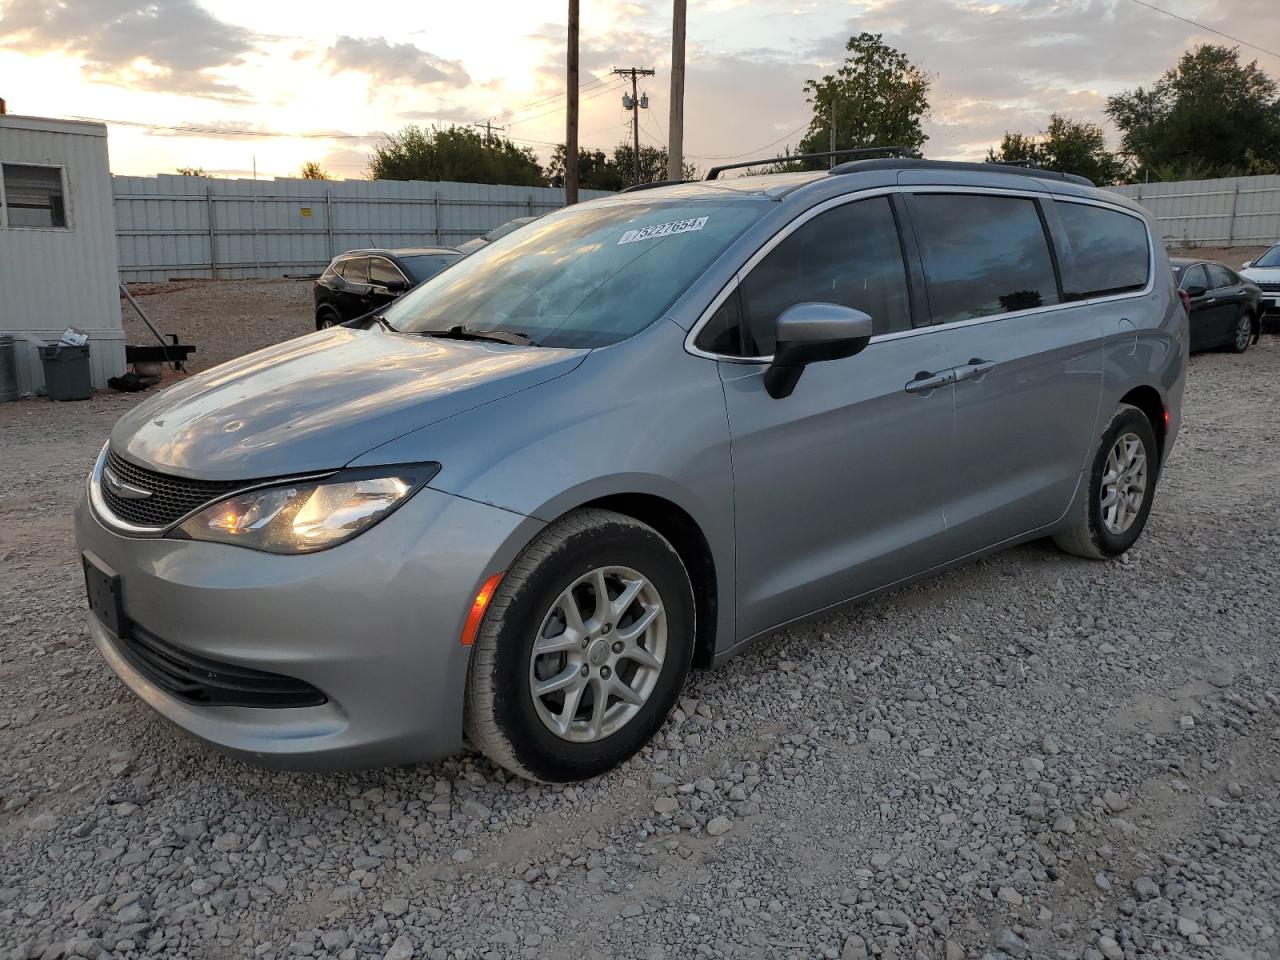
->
[461,573,504,646]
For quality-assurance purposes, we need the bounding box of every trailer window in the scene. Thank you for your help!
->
[2,164,67,228]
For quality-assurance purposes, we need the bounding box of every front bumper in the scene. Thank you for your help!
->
[75,485,542,770]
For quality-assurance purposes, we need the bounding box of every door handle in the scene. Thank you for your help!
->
[904,370,954,394]
[953,358,998,382]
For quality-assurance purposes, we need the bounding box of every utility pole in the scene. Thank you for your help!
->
[613,66,655,186]
[566,0,580,205]
[667,0,686,182]
[473,120,506,145]
[829,101,836,169]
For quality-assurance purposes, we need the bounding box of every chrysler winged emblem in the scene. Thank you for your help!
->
[102,465,153,501]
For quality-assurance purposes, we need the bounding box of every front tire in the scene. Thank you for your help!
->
[316,307,341,330]
[1053,404,1159,560]
[464,508,695,782]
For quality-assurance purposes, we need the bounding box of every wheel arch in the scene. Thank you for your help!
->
[555,493,720,670]
[1118,384,1166,461]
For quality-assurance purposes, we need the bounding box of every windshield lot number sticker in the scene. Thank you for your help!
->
[618,216,709,245]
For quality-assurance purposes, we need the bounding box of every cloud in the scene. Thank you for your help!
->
[0,0,257,100]
[324,36,471,89]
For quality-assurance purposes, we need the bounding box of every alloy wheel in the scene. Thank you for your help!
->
[1235,314,1251,351]
[1100,432,1148,535]
[528,565,666,743]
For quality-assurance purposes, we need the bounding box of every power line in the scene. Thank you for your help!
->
[688,120,810,161]
[1126,0,1280,60]
[477,73,614,125]
[505,78,626,127]
[70,116,386,139]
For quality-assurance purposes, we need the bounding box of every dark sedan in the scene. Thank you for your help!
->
[314,247,460,328]
[1170,258,1262,353]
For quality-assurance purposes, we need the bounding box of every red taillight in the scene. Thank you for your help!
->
[1177,289,1191,317]
[1163,406,1170,429]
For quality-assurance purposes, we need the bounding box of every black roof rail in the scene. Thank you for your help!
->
[619,179,692,193]
[705,146,919,181]
[827,156,1095,187]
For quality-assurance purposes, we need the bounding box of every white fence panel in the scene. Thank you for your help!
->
[114,175,614,282]
[1110,175,1280,248]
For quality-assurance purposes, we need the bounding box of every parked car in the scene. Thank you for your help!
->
[313,247,460,328]
[1240,242,1280,317]
[1170,258,1262,352]
[455,216,537,255]
[77,156,1185,782]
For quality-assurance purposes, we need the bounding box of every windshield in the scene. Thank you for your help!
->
[383,198,766,348]
[400,253,459,282]
[1254,244,1280,268]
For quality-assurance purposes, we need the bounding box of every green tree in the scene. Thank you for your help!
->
[368,125,544,186]
[986,114,1125,185]
[545,142,698,190]
[175,167,207,176]
[793,32,931,169]
[300,161,331,180]
[1106,44,1280,180]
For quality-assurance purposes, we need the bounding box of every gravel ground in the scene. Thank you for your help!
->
[2,313,1279,960]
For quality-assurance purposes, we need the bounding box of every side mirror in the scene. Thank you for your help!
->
[1184,284,1207,298]
[384,278,408,294]
[764,302,874,399]
[1241,261,1253,269]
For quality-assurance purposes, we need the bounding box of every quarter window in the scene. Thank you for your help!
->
[1055,201,1150,298]
[705,196,911,357]
[908,193,1060,324]
[2,164,67,228]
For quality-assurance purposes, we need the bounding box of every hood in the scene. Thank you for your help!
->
[1241,266,1280,283]
[111,327,586,480]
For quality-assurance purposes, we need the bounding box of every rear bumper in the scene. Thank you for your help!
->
[75,485,543,771]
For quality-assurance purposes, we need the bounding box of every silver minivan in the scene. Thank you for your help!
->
[76,157,1187,782]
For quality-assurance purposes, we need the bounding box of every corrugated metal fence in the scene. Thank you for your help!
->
[113,175,614,282]
[1110,174,1280,248]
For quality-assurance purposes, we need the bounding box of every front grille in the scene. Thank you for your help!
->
[100,448,247,528]
[1257,281,1280,292]
[115,624,328,708]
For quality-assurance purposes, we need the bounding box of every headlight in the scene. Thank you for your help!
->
[173,464,438,554]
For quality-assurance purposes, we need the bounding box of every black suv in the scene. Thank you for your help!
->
[314,247,460,328]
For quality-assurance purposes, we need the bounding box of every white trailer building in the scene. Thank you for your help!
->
[0,114,125,394]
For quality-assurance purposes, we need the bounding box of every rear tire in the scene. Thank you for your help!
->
[1053,404,1159,560]
[316,307,341,330]
[1229,311,1253,353]
[464,508,695,782]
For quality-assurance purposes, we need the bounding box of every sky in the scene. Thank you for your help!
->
[0,0,1277,180]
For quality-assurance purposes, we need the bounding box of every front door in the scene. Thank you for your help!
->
[710,194,955,640]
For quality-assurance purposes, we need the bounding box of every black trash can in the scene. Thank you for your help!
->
[39,344,95,401]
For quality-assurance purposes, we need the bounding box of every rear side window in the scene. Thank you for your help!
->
[709,196,911,356]
[1056,201,1150,299]
[338,257,368,284]
[1205,264,1237,289]
[909,193,1059,323]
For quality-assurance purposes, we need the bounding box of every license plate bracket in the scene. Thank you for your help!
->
[83,552,130,639]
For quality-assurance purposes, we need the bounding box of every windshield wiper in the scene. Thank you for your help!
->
[367,314,396,332]
[421,324,538,346]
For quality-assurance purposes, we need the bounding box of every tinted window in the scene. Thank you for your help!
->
[1206,264,1237,289]
[2,164,66,228]
[338,257,368,284]
[724,196,910,356]
[1180,264,1208,291]
[386,199,766,348]
[1253,244,1280,268]
[400,254,459,282]
[369,257,404,286]
[1056,201,1150,298]
[909,194,1059,323]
